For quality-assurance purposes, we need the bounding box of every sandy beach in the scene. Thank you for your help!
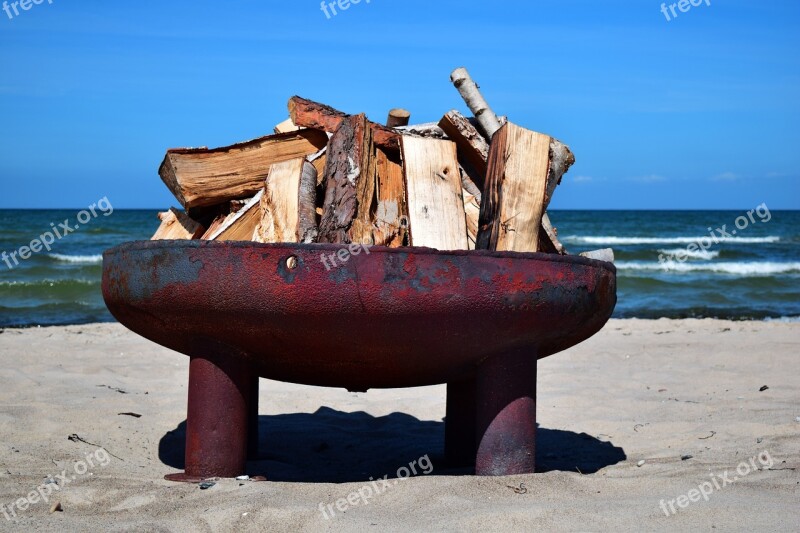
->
[0,319,798,532]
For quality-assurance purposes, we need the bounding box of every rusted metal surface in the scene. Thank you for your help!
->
[103,241,616,479]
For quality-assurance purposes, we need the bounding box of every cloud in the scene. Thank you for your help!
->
[572,175,599,183]
[710,171,739,181]
[628,174,667,183]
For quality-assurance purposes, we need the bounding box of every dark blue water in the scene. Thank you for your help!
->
[0,209,798,327]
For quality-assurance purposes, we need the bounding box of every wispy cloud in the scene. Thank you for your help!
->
[571,175,603,183]
[628,174,667,183]
[710,171,739,181]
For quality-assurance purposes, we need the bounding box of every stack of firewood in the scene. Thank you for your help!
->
[151,67,612,262]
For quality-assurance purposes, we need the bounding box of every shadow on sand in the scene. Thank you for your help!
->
[159,407,626,483]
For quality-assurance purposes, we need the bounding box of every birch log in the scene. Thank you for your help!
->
[449,68,503,140]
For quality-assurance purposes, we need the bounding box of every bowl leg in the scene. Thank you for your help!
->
[475,348,537,476]
[165,352,255,482]
[445,376,477,468]
[248,377,260,460]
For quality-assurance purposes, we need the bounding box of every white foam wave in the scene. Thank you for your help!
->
[657,248,720,260]
[563,236,780,245]
[617,261,800,276]
[48,254,103,264]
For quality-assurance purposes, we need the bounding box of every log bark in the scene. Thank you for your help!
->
[545,140,576,207]
[317,114,378,244]
[386,108,411,128]
[477,123,551,252]
[254,158,318,244]
[439,110,490,189]
[450,68,503,140]
[151,208,205,240]
[159,129,328,209]
[539,213,567,255]
[288,96,401,151]
[401,136,468,250]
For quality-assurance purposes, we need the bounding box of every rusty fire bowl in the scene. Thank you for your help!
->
[103,241,616,480]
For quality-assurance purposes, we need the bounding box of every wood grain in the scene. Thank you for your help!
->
[401,136,468,250]
[159,129,328,209]
[477,123,551,252]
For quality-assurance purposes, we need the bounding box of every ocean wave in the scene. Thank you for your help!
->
[0,278,97,288]
[563,236,781,245]
[48,253,103,264]
[617,261,800,276]
[657,248,720,260]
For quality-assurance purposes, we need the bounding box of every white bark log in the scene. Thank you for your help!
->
[450,67,503,140]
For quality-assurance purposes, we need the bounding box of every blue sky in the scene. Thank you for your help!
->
[0,0,798,209]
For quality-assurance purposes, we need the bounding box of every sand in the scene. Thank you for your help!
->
[0,319,798,532]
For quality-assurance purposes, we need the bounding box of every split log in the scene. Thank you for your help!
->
[255,158,318,243]
[374,147,408,247]
[438,110,490,189]
[539,213,567,255]
[207,192,263,241]
[317,114,378,244]
[477,123,551,252]
[151,208,205,240]
[160,129,328,209]
[200,214,229,240]
[401,136,468,250]
[386,108,411,128]
[463,190,481,250]
[274,118,302,134]
[395,123,447,139]
[288,96,401,151]
[545,140,575,207]
[449,68,503,140]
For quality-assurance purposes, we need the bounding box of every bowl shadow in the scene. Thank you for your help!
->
[159,407,626,482]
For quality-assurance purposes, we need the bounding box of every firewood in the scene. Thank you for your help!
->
[401,136,468,250]
[545,140,575,208]
[450,68,503,139]
[151,208,205,240]
[274,118,301,134]
[317,114,378,244]
[208,192,263,241]
[439,110,489,188]
[254,158,318,244]
[386,108,411,128]
[539,213,567,255]
[463,190,481,250]
[288,96,401,150]
[374,147,408,247]
[477,123,551,252]
[159,129,328,209]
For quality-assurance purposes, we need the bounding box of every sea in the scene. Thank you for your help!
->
[0,209,798,328]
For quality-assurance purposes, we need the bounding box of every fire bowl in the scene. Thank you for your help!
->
[103,241,616,480]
